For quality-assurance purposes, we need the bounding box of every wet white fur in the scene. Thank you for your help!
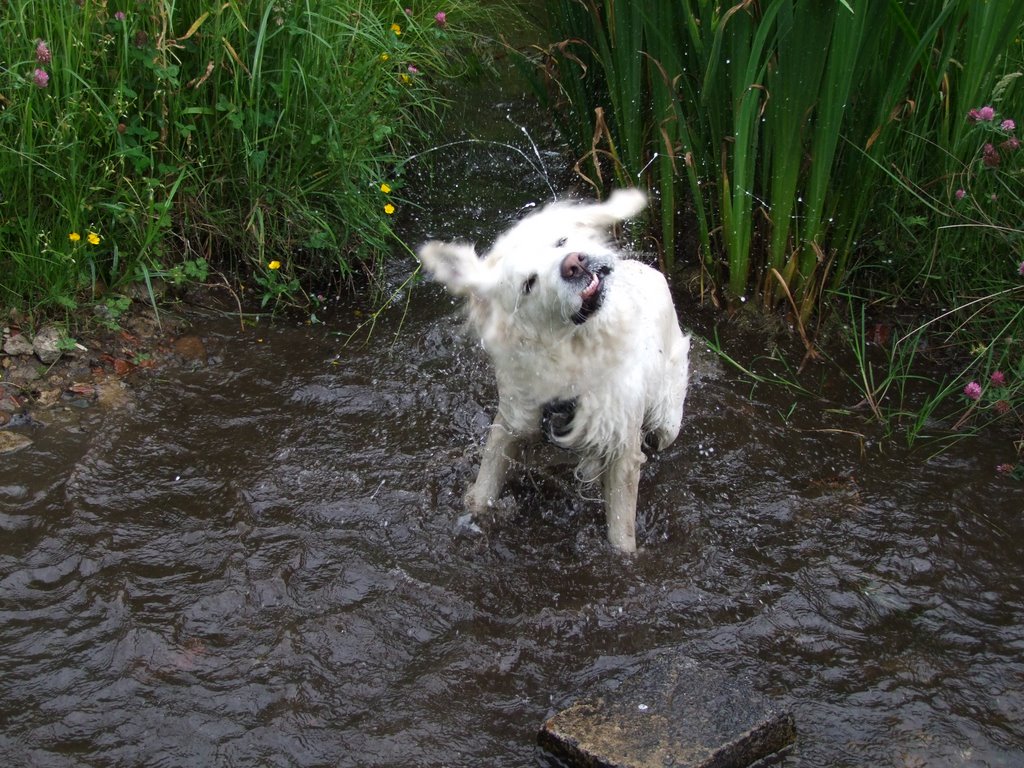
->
[418,189,690,553]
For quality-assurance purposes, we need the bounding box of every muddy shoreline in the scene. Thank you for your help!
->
[0,292,223,442]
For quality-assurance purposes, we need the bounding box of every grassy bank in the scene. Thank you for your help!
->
[1,0,509,317]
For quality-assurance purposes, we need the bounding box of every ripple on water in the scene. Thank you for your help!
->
[1,303,1023,766]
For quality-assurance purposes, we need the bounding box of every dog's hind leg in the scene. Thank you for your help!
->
[465,413,523,513]
[601,434,646,554]
[647,334,691,451]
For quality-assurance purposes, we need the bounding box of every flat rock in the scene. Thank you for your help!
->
[3,358,41,385]
[0,431,32,454]
[539,654,795,768]
[2,331,34,356]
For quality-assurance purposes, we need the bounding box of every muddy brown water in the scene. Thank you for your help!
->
[4,64,1024,767]
[2,283,1023,767]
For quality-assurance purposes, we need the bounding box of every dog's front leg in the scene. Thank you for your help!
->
[464,412,522,513]
[602,435,646,553]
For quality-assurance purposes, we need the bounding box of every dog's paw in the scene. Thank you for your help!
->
[541,397,578,444]
[453,512,484,538]
[464,488,517,519]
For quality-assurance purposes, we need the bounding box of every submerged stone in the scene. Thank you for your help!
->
[0,431,32,454]
[172,334,208,367]
[538,654,795,768]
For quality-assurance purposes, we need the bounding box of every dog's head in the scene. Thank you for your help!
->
[417,189,646,335]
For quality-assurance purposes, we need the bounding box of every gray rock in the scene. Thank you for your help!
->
[4,359,41,384]
[2,331,34,357]
[539,654,795,768]
[32,324,64,365]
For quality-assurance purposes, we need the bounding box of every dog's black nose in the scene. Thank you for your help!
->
[561,252,588,280]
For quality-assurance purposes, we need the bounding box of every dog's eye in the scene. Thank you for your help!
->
[522,274,538,295]
[555,237,568,248]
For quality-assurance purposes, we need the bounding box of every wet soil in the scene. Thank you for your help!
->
[1,299,195,430]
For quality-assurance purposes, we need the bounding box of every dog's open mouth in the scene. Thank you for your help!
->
[572,265,612,324]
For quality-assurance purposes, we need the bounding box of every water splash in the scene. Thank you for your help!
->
[403,136,557,200]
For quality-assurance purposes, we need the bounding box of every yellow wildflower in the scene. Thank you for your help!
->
[400,73,411,84]
[380,52,390,62]
[384,203,395,215]
[268,260,281,270]
[390,23,401,35]
[380,183,391,194]
[69,232,81,243]
[87,232,101,245]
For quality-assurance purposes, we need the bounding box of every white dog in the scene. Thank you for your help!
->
[417,189,690,553]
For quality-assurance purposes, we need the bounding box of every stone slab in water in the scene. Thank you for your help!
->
[0,431,32,454]
[538,654,795,768]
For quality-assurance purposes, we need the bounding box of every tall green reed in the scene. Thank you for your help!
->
[536,0,1024,318]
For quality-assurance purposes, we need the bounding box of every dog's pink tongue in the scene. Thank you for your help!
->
[580,273,600,299]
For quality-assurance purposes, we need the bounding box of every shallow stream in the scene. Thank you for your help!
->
[2,64,1023,768]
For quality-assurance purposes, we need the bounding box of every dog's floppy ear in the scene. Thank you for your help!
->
[417,241,496,297]
[572,188,647,229]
